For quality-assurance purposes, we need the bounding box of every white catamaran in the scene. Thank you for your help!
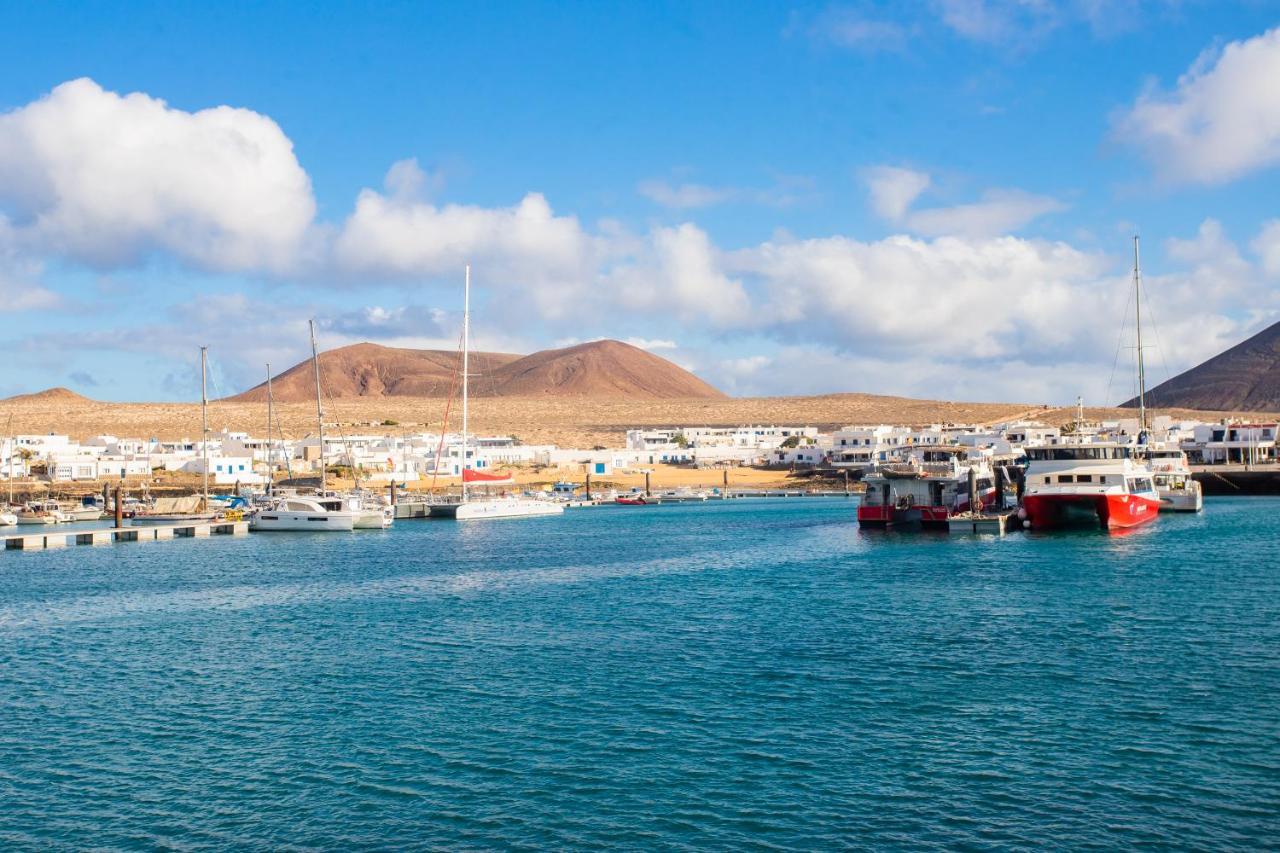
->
[440,266,563,521]
[250,322,362,532]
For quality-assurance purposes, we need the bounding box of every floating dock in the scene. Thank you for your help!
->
[4,521,249,551]
[946,511,1020,536]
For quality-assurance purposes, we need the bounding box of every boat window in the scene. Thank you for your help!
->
[1077,474,1092,482]
[1059,474,1075,483]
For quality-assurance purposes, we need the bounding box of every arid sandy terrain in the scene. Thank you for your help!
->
[2,391,1264,448]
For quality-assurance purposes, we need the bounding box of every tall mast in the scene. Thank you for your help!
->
[1133,235,1147,434]
[462,264,470,504]
[310,319,326,494]
[200,346,209,509]
[265,363,274,494]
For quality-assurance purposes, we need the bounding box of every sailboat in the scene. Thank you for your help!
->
[250,322,362,531]
[136,347,220,525]
[439,266,563,520]
[1020,237,1162,530]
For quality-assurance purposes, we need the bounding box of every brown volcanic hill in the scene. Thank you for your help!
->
[230,343,522,403]
[1128,320,1280,411]
[490,340,726,398]
[2,386,94,404]
[230,339,724,402]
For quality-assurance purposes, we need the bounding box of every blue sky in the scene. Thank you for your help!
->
[2,0,1280,404]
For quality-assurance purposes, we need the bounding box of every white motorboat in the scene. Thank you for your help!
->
[16,501,69,525]
[1143,446,1203,513]
[249,495,358,531]
[344,492,394,528]
[61,503,105,522]
[0,510,17,527]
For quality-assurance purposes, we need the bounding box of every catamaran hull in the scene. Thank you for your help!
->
[451,500,565,520]
[354,510,393,529]
[1022,493,1161,530]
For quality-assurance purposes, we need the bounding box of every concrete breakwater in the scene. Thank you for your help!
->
[1192,465,1280,495]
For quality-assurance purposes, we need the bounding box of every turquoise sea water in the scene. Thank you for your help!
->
[1,497,1277,849]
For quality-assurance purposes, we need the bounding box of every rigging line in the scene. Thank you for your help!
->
[430,326,466,495]
[1138,279,1175,392]
[1104,278,1135,408]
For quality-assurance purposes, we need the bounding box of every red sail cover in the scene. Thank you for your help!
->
[462,469,514,484]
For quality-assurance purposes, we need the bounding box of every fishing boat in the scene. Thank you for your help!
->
[1143,445,1203,512]
[857,447,997,528]
[1019,443,1160,529]
[435,267,563,521]
[249,323,361,531]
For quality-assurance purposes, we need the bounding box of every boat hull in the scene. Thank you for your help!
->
[133,513,220,526]
[354,510,393,529]
[250,511,357,531]
[452,499,565,520]
[1023,492,1161,530]
[1158,487,1203,513]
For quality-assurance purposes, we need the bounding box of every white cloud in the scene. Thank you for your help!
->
[904,189,1065,237]
[333,179,604,321]
[624,337,678,351]
[934,0,1058,45]
[1253,219,1280,278]
[608,223,753,327]
[0,78,316,272]
[862,166,931,221]
[637,180,738,209]
[638,175,815,210]
[863,165,1062,236]
[1114,27,1280,185]
[792,6,910,52]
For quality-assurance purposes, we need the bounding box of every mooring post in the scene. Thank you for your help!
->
[844,469,850,496]
[645,471,651,497]
[968,467,979,513]
[585,471,592,499]
[994,465,1005,509]
[389,480,398,506]
[113,485,123,528]
[723,468,729,496]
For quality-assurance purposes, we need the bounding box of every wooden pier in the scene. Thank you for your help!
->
[4,520,250,551]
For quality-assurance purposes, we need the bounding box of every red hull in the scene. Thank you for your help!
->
[615,497,650,505]
[857,495,994,528]
[1022,492,1160,530]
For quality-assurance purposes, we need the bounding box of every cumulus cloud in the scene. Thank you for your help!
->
[608,223,753,327]
[323,304,450,341]
[933,0,1059,45]
[0,78,316,272]
[1114,27,1280,185]
[1253,220,1280,278]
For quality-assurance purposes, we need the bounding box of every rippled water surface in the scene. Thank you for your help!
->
[1,497,1278,848]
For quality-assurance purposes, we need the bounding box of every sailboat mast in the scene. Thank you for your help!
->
[1133,235,1147,433]
[310,319,326,494]
[265,363,274,494]
[200,346,209,509]
[462,264,470,504]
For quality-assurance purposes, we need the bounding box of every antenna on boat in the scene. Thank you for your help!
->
[310,319,326,495]
[1133,235,1148,435]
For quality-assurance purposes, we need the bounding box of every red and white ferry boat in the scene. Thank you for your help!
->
[1019,443,1160,530]
[858,447,997,529]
